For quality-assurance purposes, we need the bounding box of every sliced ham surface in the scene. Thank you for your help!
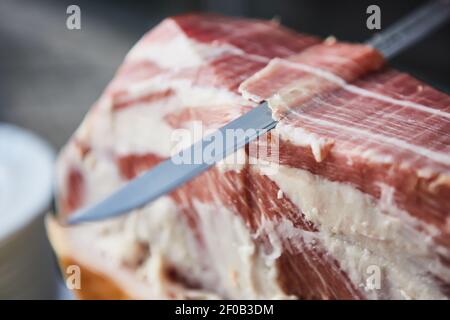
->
[51,14,450,300]
[240,41,450,247]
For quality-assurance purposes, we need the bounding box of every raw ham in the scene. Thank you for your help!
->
[240,43,450,246]
[48,14,450,300]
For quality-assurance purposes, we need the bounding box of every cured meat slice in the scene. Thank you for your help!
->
[240,41,385,117]
[47,14,450,300]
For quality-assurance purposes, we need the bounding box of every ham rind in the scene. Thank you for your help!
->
[53,14,450,299]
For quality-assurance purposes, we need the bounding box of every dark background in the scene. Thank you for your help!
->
[0,0,448,148]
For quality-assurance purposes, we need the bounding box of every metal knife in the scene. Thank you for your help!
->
[67,0,450,224]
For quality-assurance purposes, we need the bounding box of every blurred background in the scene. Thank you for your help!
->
[0,0,448,299]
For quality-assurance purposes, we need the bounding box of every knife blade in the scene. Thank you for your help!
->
[68,102,276,224]
[67,0,449,224]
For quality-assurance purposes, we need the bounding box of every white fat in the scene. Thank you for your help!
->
[275,122,397,165]
[77,80,246,158]
[128,78,245,108]
[112,102,175,156]
[275,123,334,162]
[67,183,290,298]
[84,153,123,204]
[112,83,242,157]
[77,104,115,152]
[277,189,283,199]
[192,200,289,299]
[136,198,213,288]
[321,235,446,299]
[76,196,217,298]
[212,42,271,64]
[257,215,319,258]
[216,148,247,173]
[257,164,449,299]
[127,33,203,69]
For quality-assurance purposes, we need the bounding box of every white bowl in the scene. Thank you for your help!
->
[0,123,54,241]
[0,123,56,299]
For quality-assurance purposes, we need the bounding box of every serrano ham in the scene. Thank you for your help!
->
[47,14,450,299]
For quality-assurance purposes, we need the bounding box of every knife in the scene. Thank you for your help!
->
[67,0,450,224]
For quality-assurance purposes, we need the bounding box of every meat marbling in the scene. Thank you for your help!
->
[47,14,450,299]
